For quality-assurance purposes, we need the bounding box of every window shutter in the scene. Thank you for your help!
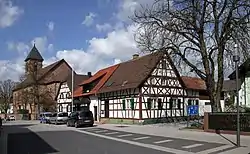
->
[195,100,199,105]
[147,98,152,109]
[130,98,135,110]
[178,99,181,109]
[169,98,173,109]
[158,98,162,109]
[122,99,126,110]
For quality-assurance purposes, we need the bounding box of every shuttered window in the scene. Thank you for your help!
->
[122,99,126,110]
[130,99,135,110]
[147,98,152,109]
[158,98,163,109]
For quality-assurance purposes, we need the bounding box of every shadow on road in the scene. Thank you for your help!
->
[5,124,58,154]
[218,134,237,146]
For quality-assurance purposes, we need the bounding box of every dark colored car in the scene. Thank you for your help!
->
[0,118,2,128]
[66,110,94,128]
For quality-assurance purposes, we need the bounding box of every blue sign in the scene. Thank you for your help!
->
[187,105,199,115]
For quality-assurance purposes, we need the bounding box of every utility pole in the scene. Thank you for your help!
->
[233,44,240,147]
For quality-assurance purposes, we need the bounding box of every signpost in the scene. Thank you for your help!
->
[187,105,199,127]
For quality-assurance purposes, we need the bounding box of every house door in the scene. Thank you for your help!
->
[104,100,109,118]
[94,106,97,121]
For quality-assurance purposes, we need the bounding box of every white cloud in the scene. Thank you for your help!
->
[1,1,146,81]
[31,36,48,53]
[47,24,139,74]
[7,42,29,55]
[82,12,97,26]
[47,21,54,31]
[0,0,23,28]
[96,23,112,32]
[47,44,54,52]
[116,0,153,22]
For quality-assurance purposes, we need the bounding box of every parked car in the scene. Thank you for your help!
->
[0,117,2,128]
[67,110,94,128]
[39,112,53,124]
[49,112,68,125]
[6,115,16,121]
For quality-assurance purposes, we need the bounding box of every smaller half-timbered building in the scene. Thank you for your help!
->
[56,72,90,114]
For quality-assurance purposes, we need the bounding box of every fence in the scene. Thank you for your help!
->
[204,112,250,132]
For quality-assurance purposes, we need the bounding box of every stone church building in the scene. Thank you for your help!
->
[13,45,74,120]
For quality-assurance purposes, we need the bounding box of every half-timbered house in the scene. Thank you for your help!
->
[73,65,118,121]
[56,72,90,114]
[97,51,224,124]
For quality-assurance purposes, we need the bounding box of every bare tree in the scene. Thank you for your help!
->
[0,79,16,118]
[132,0,250,112]
[17,63,55,118]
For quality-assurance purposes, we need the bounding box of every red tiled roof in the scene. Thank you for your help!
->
[73,64,119,97]
[181,76,206,90]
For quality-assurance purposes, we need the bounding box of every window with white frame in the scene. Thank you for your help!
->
[187,99,199,106]
[169,98,178,109]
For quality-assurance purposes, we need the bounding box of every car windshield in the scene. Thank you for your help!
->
[44,113,52,117]
[79,111,92,117]
[58,113,68,117]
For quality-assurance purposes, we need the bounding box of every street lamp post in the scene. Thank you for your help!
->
[233,44,240,147]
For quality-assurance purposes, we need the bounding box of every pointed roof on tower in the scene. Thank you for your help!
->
[25,44,44,62]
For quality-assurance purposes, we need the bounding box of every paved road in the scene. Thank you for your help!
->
[6,124,173,154]
[2,121,242,154]
[79,127,237,154]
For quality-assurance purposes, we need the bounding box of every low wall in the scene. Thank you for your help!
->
[0,114,31,120]
[204,112,250,135]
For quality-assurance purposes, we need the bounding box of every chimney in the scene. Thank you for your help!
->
[87,72,92,77]
[132,54,139,60]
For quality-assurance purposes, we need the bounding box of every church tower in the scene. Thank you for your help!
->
[25,44,44,76]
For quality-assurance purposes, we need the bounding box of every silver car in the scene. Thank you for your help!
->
[49,112,68,125]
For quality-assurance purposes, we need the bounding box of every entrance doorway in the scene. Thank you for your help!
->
[94,106,97,121]
[104,100,109,118]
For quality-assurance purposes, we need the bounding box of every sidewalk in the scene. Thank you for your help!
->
[96,124,250,148]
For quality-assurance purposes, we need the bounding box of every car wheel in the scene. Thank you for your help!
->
[74,122,78,128]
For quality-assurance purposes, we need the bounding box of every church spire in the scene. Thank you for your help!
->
[25,43,44,62]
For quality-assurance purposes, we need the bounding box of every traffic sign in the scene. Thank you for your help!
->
[187,105,199,115]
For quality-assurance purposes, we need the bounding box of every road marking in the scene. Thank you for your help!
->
[182,143,203,149]
[95,130,108,133]
[75,129,194,154]
[117,134,133,137]
[88,129,100,131]
[133,136,150,140]
[105,132,119,135]
[154,139,173,144]
[196,145,234,154]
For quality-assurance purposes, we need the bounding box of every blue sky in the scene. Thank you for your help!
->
[0,0,120,60]
[0,0,148,80]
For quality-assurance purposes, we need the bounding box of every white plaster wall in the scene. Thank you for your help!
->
[89,96,99,121]
[100,96,140,119]
[238,76,250,107]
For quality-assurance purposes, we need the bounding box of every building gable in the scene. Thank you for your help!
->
[41,60,72,84]
[142,53,185,96]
